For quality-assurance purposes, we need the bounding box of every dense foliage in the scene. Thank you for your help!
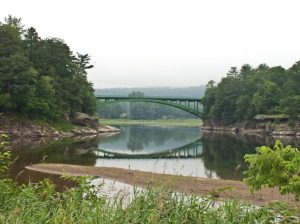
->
[202,62,300,125]
[0,16,96,121]
[244,140,300,201]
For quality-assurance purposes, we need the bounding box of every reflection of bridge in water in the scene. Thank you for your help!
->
[93,139,202,159]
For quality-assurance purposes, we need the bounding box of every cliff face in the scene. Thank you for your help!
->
[202,119,300,137]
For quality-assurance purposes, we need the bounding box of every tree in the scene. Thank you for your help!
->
[281,96,300,121]
[202,61,300,124]
[23,27,41,62]
[256,63,269,71]
[76,53,94,74]
[128,91,145,97]
[205,80,216,88]
[0,28,38,114]
[235,95,251,121]
[0,17,22,57]
[226,67,238,78]
[0,16,96,120]
[202,81,216,119]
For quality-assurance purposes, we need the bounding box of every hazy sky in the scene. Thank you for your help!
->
[1,0,300,88]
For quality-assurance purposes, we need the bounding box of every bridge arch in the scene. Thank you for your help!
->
[96,96,202,118]
[93,138,202,159]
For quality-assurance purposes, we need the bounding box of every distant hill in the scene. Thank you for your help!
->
[94,86,205,98]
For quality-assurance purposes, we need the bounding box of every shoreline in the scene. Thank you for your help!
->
[0,114,120,140]
[202,120,300,138]
[26,163,299,207]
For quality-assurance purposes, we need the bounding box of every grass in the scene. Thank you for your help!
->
[0,176,298,224]
[49,122,79,132]
[0,147,299,223]
[1,113,82,132]
[31,119,80,132]
[255,114,289,119]
[99,118,202,127]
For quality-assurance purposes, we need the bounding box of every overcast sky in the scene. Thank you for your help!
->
[1,0,300,88]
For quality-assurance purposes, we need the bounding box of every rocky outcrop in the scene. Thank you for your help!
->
[0,116,55,138]
[0,114,120,139]
[202,119,300,137]
[98,125,120,133]
[71,112,100,128]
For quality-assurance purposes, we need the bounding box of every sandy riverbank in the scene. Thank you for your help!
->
[26,163,299,207]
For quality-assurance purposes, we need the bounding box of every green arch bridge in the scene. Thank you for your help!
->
[96,96,202,118]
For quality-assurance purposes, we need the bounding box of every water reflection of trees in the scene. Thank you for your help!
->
[201,131,300,180]
[201,132,258,180]
[43,138,99,165]
[9,137,99,181]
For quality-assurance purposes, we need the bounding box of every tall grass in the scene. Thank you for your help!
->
[0,176,298,224]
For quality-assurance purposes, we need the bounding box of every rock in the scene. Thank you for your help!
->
[105,125,120,132]
[201,125,213,130]
[272,131,295,136]
[71,112,100,128]
[265,124,274,133]
[231,127,238,133]
[53,131,60,136]
[98,125,120,133]
[0,114,120,139]
[70,127,100,136]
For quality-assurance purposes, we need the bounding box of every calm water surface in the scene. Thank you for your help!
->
[9,125,300,181]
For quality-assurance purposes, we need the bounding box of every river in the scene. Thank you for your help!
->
[8,124,300,183]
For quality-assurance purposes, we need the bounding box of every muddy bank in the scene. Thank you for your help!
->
[26,163,299,207]
[0,114,120,140]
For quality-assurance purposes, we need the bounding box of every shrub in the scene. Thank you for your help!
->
[244,140,300,200]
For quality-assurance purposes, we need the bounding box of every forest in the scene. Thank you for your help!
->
[202,62,300,125]
[0,16,96,121]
